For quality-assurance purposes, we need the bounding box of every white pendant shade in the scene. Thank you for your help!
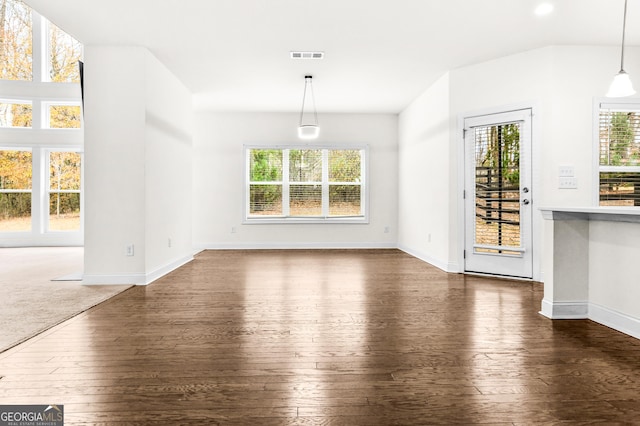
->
[298,125,320,139]
[607,71,637,98]
[607,0,636,98]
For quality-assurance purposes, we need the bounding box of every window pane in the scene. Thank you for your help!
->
[48,192,80,230]
[290,184,321,216]
[329,150,361,182]
[49,105,81,128]
[599,110,640,167]
[0,149,32,189]
[329,185,361,216]
[474,123,521,250]
[250,150,282,182]
[49,22,82,83]
[599,172,640,206]
[0,102,32,127]
[290,149,322,182]
[0,192,31,231]
[50,152,81,190]
[249,184,282,215]
[0,0,32,81]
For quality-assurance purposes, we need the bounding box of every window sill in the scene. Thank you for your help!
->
[243,216,368,225]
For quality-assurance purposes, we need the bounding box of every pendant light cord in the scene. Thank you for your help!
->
[299,76,318,126]
[620,0,628,72]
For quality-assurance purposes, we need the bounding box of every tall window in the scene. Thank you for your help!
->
[246,147,367,222]
[597,103,640,206]
[0,0,83,243]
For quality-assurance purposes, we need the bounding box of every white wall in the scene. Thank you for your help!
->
[144,51,193,280]
[193,112,398,249]
[589,220,640,319]
[83,46,193,284]
[399,45,640,282]
[398,73,452,271]
[84,46,147,280]
[448,47,554,280]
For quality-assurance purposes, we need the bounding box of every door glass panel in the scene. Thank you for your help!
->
[474,123,521,255]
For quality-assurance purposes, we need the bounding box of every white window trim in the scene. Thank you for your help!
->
[593,98,640,206]
[0,147,83,240]
[243,144,369,224]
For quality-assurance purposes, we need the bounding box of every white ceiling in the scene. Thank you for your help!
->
[23,0,640,113]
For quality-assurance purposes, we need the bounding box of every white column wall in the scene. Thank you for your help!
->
[83,46,147,281]
[398,73,453,271]
[83,46,193,284]
[192,112,398,249]
[144,50,194,281]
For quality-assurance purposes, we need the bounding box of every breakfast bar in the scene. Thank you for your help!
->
[539,206,640,339]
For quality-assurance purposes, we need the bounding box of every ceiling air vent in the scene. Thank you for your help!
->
[290,51,324,60]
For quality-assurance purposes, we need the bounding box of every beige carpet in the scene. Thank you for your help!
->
[0,247,132,353]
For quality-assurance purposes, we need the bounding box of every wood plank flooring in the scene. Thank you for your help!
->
[1,249,640,425]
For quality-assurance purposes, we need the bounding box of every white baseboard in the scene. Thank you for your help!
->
[397,245,458,273]
[589,303,640,340]
[82,273,146,286]
[144,254,194,285]
[540,299,640,340]
[194,242,397,250]
[82,254,194,286]
[539,299,589,319]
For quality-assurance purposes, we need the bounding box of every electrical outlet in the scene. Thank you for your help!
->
[125,244,134,256]
[559,165,574,177]
[168,238,172,248]
[559,177,578,189]
[384,226,390,233]
[231,227,237,234]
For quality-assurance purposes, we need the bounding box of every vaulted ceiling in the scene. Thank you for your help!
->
[23,0,640,113]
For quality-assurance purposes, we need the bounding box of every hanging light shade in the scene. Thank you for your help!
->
[607,0,636,97]
[298,75,320,139]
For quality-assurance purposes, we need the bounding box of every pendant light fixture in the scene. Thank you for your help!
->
[298,75,320,139]
[607,0,636,97]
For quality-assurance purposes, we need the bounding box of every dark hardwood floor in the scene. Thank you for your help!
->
[1,249,640,425]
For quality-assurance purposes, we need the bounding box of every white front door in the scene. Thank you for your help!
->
[464,109,533,278]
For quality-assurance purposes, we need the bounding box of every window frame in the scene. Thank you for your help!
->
[0,2,83,245]
[593,99,640,207]
[243,144,369,224]
[42,100,82,129]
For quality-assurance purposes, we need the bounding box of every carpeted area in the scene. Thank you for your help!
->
[0,247,132,353]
